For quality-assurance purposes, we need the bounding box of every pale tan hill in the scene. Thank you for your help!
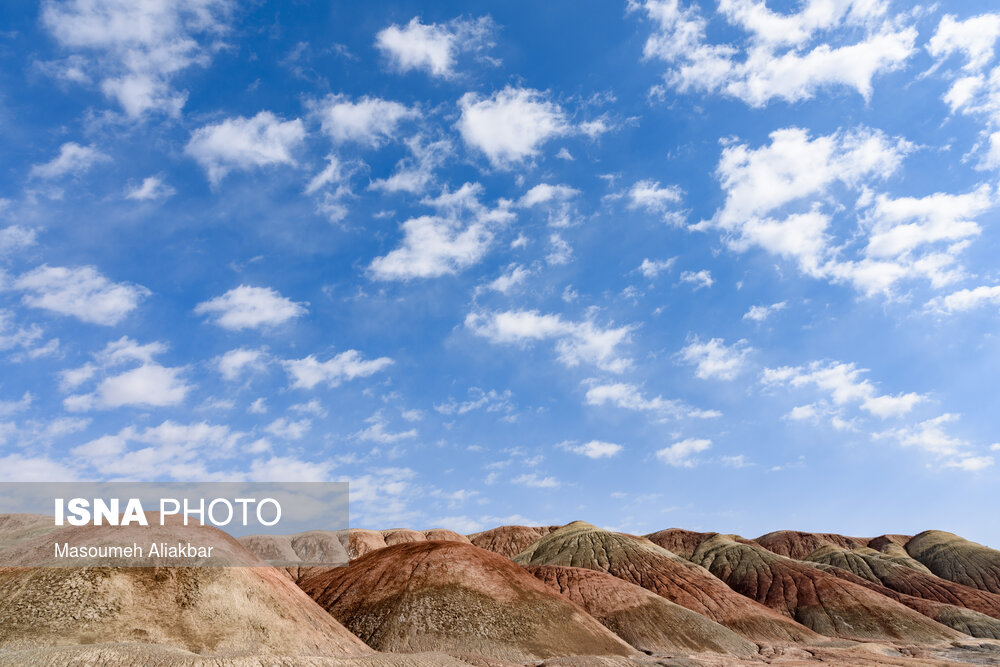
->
[906,531,1000,594]
[467,525,560,559]
[688,533,961,642]
[299,540,636,662]
[525,564,758,657]
[512,521,820,643]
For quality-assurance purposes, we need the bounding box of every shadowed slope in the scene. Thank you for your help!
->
[513,521,819,643]
[807,545,1000,620]
[468,525,561,559]
[525,564,758,657]
[689,534,962,642]
[906,531,1000,594]
[300,540,635,661]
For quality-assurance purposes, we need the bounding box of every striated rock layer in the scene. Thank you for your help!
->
[513,521,820,643]
[300,540,635,662]
[525,564,759,657]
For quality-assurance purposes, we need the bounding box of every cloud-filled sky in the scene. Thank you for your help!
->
[2,0,999,545]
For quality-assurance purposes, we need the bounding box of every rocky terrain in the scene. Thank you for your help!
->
[2,515,1000,665]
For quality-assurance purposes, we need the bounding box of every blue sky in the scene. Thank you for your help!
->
[2,0,1000,545]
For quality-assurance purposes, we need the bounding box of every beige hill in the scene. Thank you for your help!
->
[299,540,636,662]
[512,521,819,643]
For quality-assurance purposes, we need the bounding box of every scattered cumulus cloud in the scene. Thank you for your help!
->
[283,350,393,390]
[30,142,109,180]
[186,111,305,184]
[631,0,915,107]
[558,439,623,459]
[656,438,711,467]
[679,336,751,380]
[14,265,149,326]
[457,87,570,167]
[375,16,495,78]
[466,309,633,373]
[195,285,307,330]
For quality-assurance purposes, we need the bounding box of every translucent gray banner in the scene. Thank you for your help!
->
[0,482,349,567]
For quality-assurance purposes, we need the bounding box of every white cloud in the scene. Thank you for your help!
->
[680,269,714,289]
[763,360,924,419]
[0,226,37,256]
[928,13,1000,73]
[375,16,495,78]
[863,185,994,259]
[558,440,623,459]
[264,417,311,441]
[195,285,306,330]
[638,257,676,279]
[250,456,334,482]
[546,233,573,266]
[14,265,149,325]
[354,414,417,444]
[63,337,191,412]
[186,111,305,184]
[631,0,915,107]
[72,420,241,479]
[485,264,530,294]
[926,284,1000,314]
[216,347,267,381]
[512,472,561,488]
[656,438,711,467]
[874,414,967,457]
[457,87,570,167]
[721,454,751,468]
[41,0,232,117]
[679,336,751,380]
[585,382,720,419]
[0,392,32,417]
[369,183,513,280]
[702,126,992,295]
[66,363,190,411]
[315,94,417,146]
[744,301,787,321]
[435,388,514,416]
[283,350,393,390]
[30,142,109,180]
[291,399,327,417]
[369,136,452,194]
[125,175,175,200]
[519,183,580,208]
[466,309,633,373]
[0,454,77,481]
[942,456,994,472]
[627,179,683,215]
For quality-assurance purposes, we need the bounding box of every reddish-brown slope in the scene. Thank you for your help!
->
[300,540,635,661]
[525,564,758,657]
[468,525,561,559]
[807,545,1000,620]
[754,530,869,560]
[689,534,961,642]
[512,521,819,643]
